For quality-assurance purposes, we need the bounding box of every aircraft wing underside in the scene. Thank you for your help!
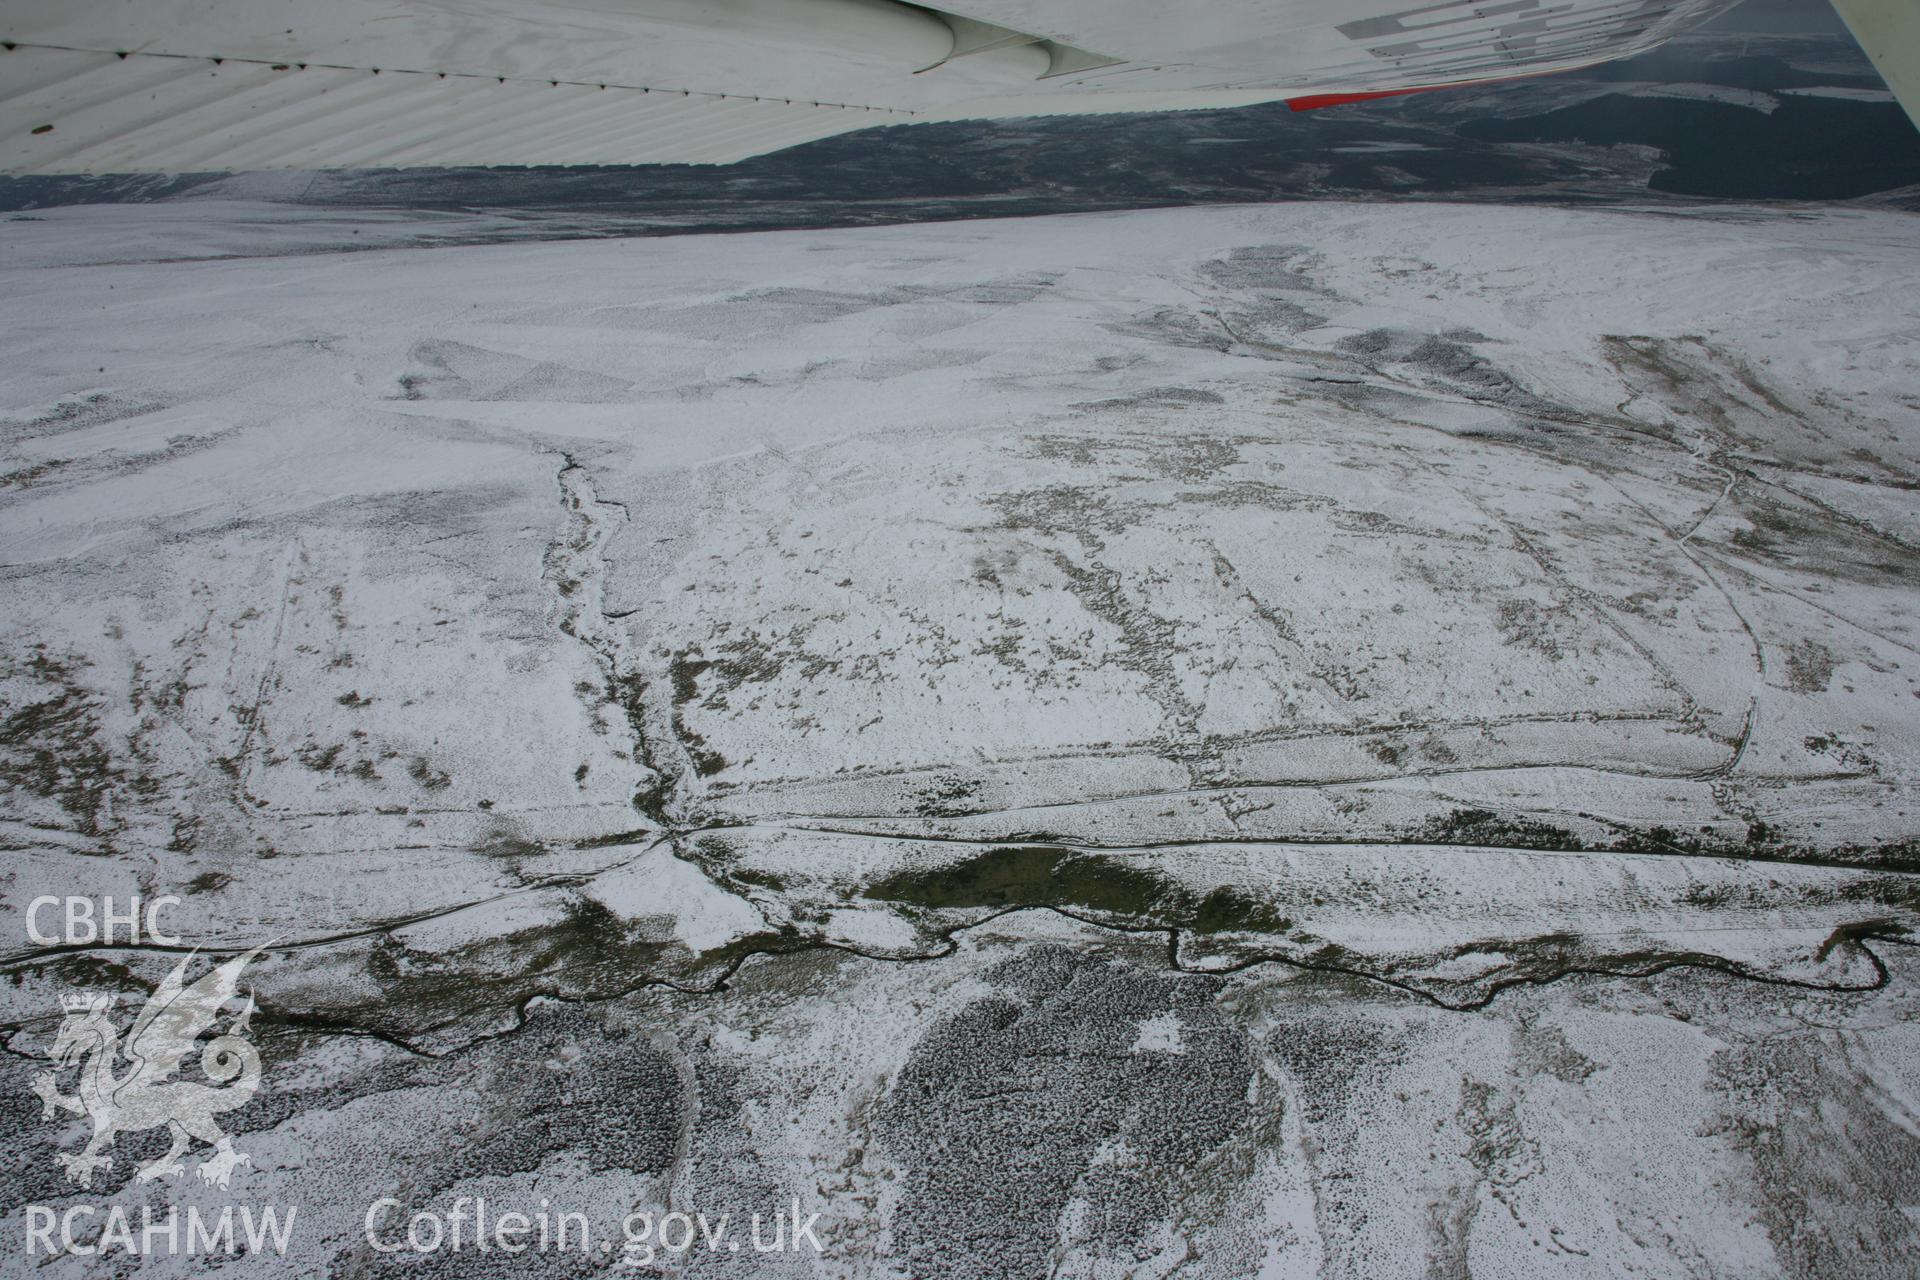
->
[0,0,1751,173]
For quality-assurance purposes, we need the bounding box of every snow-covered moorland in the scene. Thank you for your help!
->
[3,199,1919,1277]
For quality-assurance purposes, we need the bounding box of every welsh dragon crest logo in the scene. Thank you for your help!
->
[33,947,264,1189]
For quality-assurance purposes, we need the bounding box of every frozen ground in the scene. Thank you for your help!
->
[2,199,1919,1276]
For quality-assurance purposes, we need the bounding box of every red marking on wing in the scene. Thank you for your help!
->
[1287,86,1452,111]
[1286,67,1567,112]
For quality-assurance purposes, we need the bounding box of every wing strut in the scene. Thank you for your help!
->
[1828,0,1920,131]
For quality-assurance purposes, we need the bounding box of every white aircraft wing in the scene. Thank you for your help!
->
[1,0,1749,173]
[1829,0,1920,131]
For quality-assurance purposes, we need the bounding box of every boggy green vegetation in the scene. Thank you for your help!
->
[865,844,1295,935]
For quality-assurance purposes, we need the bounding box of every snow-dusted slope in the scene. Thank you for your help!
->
[3,200,1919,1276]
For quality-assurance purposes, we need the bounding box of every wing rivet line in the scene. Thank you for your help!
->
[0,39,928,121]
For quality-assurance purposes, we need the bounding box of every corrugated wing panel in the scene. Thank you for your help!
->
[0,48,902,172]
